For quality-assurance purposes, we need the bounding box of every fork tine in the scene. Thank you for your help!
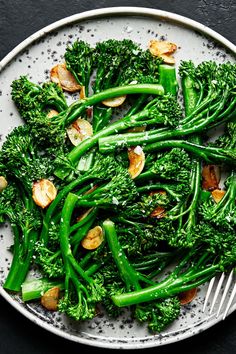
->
[203,276,215,313]
[223,280,236,320]
[209,272,225,314]
[216,269,234,318]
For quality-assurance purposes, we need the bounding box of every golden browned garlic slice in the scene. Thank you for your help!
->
[158,53,176,65]
[211,189,226,203]
[41,287,60,311]
[128,146,145,179]
[32,179,57,209]
[202,165,220,191]
[178,287,197,305]
[150,205,166,219]
[102,95,127,107]
[50,63,81,92]
[80,85,86,99]
[148,39,177,64]
[47,109,59,118]
[81,226,104,250]
[67,118,93,146]
[0,176,8,192]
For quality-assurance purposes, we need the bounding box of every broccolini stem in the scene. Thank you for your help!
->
[67,108,156,164]
[181,71,200,116]
[59,193,94,285]
[143,139,236,165]
[4,230,38,292]
[126,94,148,117]
[112,263,218,307]
[59,192,78,260]
[21,278,64,302]
[98,98,235,155]
[98,128,181,154]
[103,219,142,292]
[159,64,178,96]
[71,216,96,248]
[180,89,216,125]
[70,207,98,234]
[181,94,227,130]
[65,84,164,125]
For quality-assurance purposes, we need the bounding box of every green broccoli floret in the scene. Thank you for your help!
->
[11,77,69,148]
[135,297,180,333]
[11,76,68,122]
[35,244,64,278]
[115,218,165,256]
[103,219,180,332]
[215,121,236,149]
[0,125,55,291]
[65,40,94,96]
[200,171,236,231]
[91,39,162,132]
[122,192,169,220]
[137,148,191,184]
[1,125,54,190]
[70,164,138,210]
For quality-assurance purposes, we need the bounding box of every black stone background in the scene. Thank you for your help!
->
[0,1,235,353]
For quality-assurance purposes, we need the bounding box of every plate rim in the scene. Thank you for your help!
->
[0,6,235,349]
[0,6,235,70]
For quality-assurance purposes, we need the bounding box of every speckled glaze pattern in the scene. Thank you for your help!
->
[0,7,235,349]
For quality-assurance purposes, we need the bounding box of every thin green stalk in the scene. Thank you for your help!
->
[103,219,142,291]
[143,139,236,165]
[159,64,178,96]
[112,263,218,307]
[4,230,38,292]
[21,278,65,302]
[40,175,94,245]
[65,84,164,125]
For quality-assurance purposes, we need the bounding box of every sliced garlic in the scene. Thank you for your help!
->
[150,205,166,219]
[102,95,126,107]
[80,85,86,99]
[47,109,59,118]
[50,63,81,92]
[0,176,8,192]
[128,146,145,179]
[32,179,57,209]
[149,39,177,64]
[179,288,197,305]
[211,189,225,204]
[202,165,220,191]
[81,226,104,250]
[67,118,93,146]
[41,287,60,311]
[159,54,176,65]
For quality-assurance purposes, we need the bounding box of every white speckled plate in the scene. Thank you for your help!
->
[0,7,235,349]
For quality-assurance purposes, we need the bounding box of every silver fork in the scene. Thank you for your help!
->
[202,269,236,319]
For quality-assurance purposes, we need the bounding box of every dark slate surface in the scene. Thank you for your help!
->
[0,1,235,353]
